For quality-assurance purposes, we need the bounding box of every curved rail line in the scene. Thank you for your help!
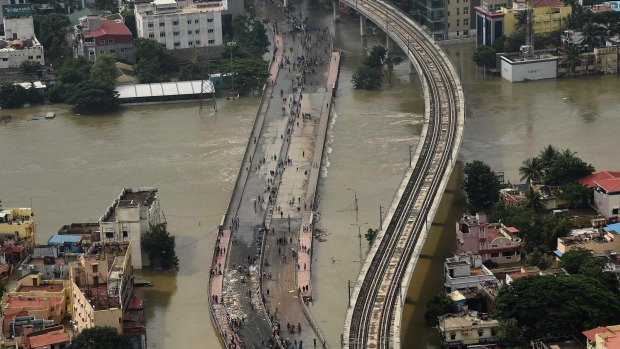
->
[341,0,465,347]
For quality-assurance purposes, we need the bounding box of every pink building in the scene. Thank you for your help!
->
[456,213,522,265]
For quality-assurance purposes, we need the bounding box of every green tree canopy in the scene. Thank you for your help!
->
[20,61,41,75]
[351,66,383,90]
[463,160,502,211]
[544,152,595,186]
[218,57,270,95]
[473,45,497,68]
[424,292,459,326]
[365,228,378,245]
[519,157,544,184]
[90,54,118,88]
[0,82,43,108]
[561,247,594,274]
[68,326,132,349]
[67,80,119,114]
[134,38,174,83]
[34,13,71,64]
[494,274,620,341]
[230,15,270,58]
[142,223,179,270]
[56,56,93,84]
[365,45,388,69]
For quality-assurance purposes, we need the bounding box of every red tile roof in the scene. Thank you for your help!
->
[578,171,620,188]
[29,329,69,347]
[84,19,131,39]
[583,326,609,341]
[595,178,620,193]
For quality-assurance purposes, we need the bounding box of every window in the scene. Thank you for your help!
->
[1,58,7,61]
[208,39,215,44]
[464,18,469,26]
[207,18,213,22]
[456,19,460,26]
[450,333,456,340]
[108,39,114,43]
[188,30,193,34]
[463,7,468,14]
[36,55,41,59]
[195,40,201,45]
[93,276,99,285]
[28,55,33,59]
[456,8,459,15]
[188,41,193,46]
[160,33,166,37]
[491,252,499,257]
[99,50,105,54]
[614,208,619,214]
[148,22,154,28]
[122,230,128,238]
[173,31,180,36]
[174,42,180,47]
[478,330,484,337]
[106,232,114,238]
[110,49,116,54]
[195,29,200,34]
[187,20,191,24]
[149,33,155,38]
[208,29,214,33]
[195,19,199,23]
[159,22,165,26]
[120,49,125,53]
[100,40,105,44]
[172,20,179,25]
[92,264,98,273]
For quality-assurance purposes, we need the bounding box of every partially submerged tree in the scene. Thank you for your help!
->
[69,326,132,349]
[142,223,179,270]
[424,292,459,327]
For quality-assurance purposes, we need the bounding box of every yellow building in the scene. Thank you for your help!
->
[0,208,35,246]
[69,241,133,334]
[0,273,71,336]
[438,313,500,347]
[502,0,572,37]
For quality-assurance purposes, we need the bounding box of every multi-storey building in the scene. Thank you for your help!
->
[135,0,225,51]
[0,207,35,247]
[99,187,162,269]
[74,15,135,63]
[69,241,133,334]
[444,253,498,292]
[456,213,522,264]
[0,11,44,69]
[438,312,499,348]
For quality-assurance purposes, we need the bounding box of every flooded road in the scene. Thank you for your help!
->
[0,5,619,348]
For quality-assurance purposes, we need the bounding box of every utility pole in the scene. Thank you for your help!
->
[347,188,358,222]
[351,222,368,260]
[379,205,383,230]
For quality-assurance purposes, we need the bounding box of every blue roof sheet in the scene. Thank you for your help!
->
[48,235,81,245]
[604,222,620,233]
[553,249,563,257]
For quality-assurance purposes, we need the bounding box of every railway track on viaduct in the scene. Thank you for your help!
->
[341,0,465,347]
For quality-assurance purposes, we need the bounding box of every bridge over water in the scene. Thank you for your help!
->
[340,0,465,347]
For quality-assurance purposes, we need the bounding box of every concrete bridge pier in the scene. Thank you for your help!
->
[332,0,340,21]
[283,0,288,7]
[409,61,416,74]
[385,34,393,52]
[360,15,367,36]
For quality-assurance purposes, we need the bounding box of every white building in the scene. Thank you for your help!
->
[98,187,163,269]
[438,312,499,348]
[444,254,497,292]
[135,0,225,50]
[500,54,558,82]
[0,15,45,69]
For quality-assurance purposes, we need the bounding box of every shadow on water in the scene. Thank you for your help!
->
[401,162,464,348]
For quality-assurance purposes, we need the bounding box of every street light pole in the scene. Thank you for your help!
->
[227,41,236,98]
[347,188,358,222]
[351,222,368,261]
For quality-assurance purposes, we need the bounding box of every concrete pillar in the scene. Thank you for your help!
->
[360,16,366,37]
[333,0,339,21]
[283,0,288,7]
[385,35,392,52]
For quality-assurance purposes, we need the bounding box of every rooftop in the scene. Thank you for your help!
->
[28,327,70,347]
[439,312,499,331]
[58,222,100,236]
[48,234,81,245]
[4,294,64,309]
[16,284,65,293]
[595,178,620,193]
[68,8,113,25]
[578,171,620,188]
[102,188,158,223]
[83,19,132,39]
[116,80,215,100]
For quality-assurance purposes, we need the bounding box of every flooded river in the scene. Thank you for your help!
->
[1,4,619,348]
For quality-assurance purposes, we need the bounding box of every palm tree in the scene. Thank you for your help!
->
[560,148,577,158]
[562,46,580,75]
[519,157,544,184]
[580,21,601,50]
[384,55,404,86]
[538,145,559,168]
[522,186,546,212]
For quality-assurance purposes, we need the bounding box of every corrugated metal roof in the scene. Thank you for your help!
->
[116,80,214,99]
[48,235,81,244]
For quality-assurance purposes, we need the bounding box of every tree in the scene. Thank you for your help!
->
[218,57,270,95]
[473,45,497,68]
[0,83,41,109]
[522,187,545,213]
[519,157,544,184]
[365,228,377,245]
[67,80,119,114]
[384,55,404,85]
[538,145,560,168]
[134,38,174,83]
[463,160,501,211]
[142,223,179,270]
[494,275,620,341]
[580,21,601,50]
[558,181,590,208]
[365,45,387,69]
[229,15,269,58]
[351,66,382,90]
[121,10,137,37]
[90,54,118,87]
[561,247,594,274]
[424,292,458,326]
[95,0,116,12]
[34,13,71,64]
[544,152,595,185]
[525,248,553,270]
[20,61,41,75]
[496,318,527,348]
[68,326,132,349]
